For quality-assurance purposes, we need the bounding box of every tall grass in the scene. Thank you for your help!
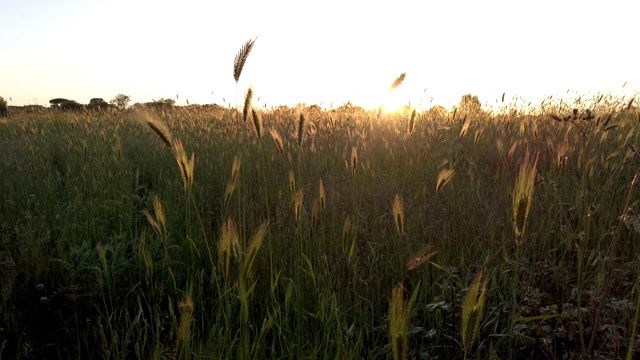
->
[0,95,639,359]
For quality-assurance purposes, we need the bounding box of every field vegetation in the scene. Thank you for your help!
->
[1,90,639,359]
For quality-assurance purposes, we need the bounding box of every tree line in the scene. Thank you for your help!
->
[0,93,485,117]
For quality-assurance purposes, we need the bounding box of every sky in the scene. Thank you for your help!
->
[1,0,638,111]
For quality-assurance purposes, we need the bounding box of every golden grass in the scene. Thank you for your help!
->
[461,268,489,357]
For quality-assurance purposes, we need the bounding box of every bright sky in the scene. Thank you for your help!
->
[1,0,638,111]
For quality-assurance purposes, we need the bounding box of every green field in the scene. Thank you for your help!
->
[1,97,639,359]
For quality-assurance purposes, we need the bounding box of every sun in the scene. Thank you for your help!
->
[356,86,412,114]
[379,91,412,114]
[348,72,416,114]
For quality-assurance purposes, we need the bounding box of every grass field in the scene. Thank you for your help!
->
[1,95,639,359]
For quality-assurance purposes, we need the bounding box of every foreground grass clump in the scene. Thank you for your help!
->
[1,96,640,359]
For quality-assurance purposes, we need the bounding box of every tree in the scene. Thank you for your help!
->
[49,98,69,108]
[88,98,110,111]
[110,94,131,110]
[60,99,84,111]
[0,96,7,117]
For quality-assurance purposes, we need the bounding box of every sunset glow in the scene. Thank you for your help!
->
[1,0,638,110]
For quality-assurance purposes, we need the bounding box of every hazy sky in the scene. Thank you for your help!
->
[1,0,638,110]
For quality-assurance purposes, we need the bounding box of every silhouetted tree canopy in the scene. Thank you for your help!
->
[49,98,69,106]
[87,98,110,110]
[0,96,7,117]
[59,100,84,111]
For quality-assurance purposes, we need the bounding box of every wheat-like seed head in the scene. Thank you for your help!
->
[231,156,241,184]
[288,170,296,194]
[241,221,269,280]
[218,218,241,282]
[406,243,437,271]
[233,37,257,83]
[351,147,358,178]
[297,114,305,147]
[461,268,489,355]
[389,73,406,93]
[474,129,482,145]
[342,216,351,244]
[224,157,241,212]
[436,168,456,193]
[176,293,194,359]
[512,151,539,247]
[318,179,326,210]
[243,87,253,122]
[223,182,236,213]
[408,109,416,135]
[389,283,409,360]
[171,139,195,196]
[293,189,304,222]
[251,108,262,138]
[146,119,173,149]
[459,116,470,140]
[311,199,320,229]
[142,196,167,242]
[392,195,405,235]
[269,128,284,153]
